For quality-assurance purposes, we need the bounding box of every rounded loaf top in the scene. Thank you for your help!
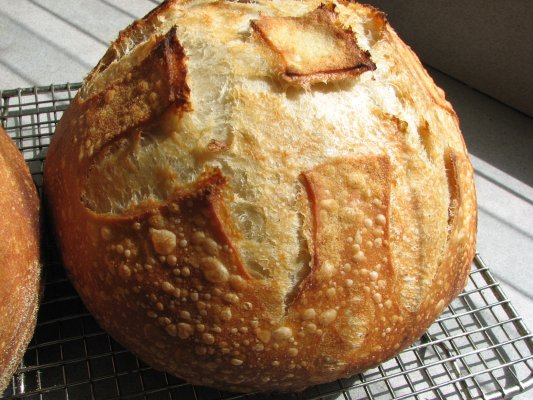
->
[44,0,477,392]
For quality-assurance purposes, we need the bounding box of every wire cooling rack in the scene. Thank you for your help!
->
[1,84,532,400]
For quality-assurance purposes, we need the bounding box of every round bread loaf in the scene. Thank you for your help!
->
[44,0,477,392]
[0,128,41,393]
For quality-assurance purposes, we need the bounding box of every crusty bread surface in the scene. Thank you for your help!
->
[0,128,41,393]
[44,0,477,392]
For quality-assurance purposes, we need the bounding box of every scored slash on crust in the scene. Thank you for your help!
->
[72,26,191,164]
[251,3,376,85]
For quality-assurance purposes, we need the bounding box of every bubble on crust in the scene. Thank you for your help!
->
[192,231,205,243]
[203,238,219,255]
[101,226,112,241]
[166,324,177,337]
[229,275,246,291]
[318,261,335,281]
[161,281,175,293]
[354,251,366,263]
[150,228,177,255]
[177,322,194,339]
[201,257,230,283]
[231,358,244,366]
[272,326,293,341]
[202,333,215,344]
[318,309,338,326]
[119,264,131,279]
[320,198,338,210]
[220,307,232,321]
[302,308,316,321]
[256,329,271,343]
[223,293,239,304]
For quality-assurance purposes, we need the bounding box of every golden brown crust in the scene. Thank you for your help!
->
[0,128,41,393]
[44,0,477,393]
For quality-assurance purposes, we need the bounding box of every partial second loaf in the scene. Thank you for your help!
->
[0,127,41,393]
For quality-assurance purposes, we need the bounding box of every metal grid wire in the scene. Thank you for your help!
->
[1,84,532,400]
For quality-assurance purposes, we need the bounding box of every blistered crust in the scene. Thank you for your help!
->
[44,0,477,393]
[0,128,41,393]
